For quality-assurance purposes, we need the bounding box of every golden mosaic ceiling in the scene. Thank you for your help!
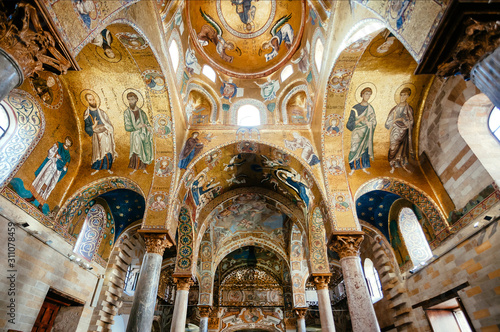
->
[186,0,305,78]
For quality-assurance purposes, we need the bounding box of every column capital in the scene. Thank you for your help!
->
[309,274,331,290]
[173,275,194,291]
[198,305,212,318]
[328,232,364,259]
[142,232,173,255]
[294,307,308,319]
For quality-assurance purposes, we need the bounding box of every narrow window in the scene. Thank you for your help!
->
[169,39,180,72]
[314,38,324,72]
[281,64,294,82]
[74,204,106,261]
[202,65,216,82]
[399,207,433,267]
[364,258,383,303]
[237,104,260,126]
[488,106,500,142]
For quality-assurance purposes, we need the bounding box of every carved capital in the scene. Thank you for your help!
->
[198,305,212,318]
[329,233,364,259]
[143,233,173,255]
[294,308,307,319]
[437,18,500,79]
[0,2,73,80]
[173,276,194,291]
[310,274,331,290]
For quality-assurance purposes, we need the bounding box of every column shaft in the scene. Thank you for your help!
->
[171,289,190,332]
[126,252,163,332]
[317,288,335,332]
[199,317,209,332]
[0,48,23,101]
[341,256,380,332]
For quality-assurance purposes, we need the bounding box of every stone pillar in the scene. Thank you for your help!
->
[0,48,23,101]
[170,276,194,332]
[311,275,336,332]
[198,306,211,332]
[126,233,172,332]
[471,46,500,109]
[330,233,380,332]
[294,307,307,332]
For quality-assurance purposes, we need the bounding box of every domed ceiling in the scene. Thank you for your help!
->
[186,0,306,78]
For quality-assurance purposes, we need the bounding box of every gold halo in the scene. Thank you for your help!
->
[122,88,144,109]
[355,82,377,104]
[368,34,398,58]
[80,89,100,108]
[394,83,416,104]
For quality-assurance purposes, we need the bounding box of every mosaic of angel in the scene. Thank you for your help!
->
[284,132,320,166]
[198,9,237,63]
[263,14,294,62]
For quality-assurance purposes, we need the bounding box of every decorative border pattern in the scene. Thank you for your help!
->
[176,206,193,272]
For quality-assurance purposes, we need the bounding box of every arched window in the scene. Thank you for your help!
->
[202,65,216,82]
[364,258,383,303]
[314,37,324,72]
[74,204,106,261]
[399,207,433,267]
[168,39,180,73]
[237,104,260,126]
[488,106,500,142]
[281,64,294,82]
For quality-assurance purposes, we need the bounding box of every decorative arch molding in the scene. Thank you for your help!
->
[197,187,306,242]
[308,207,330,274]
[0,89,46,190]
[355,177,448,245]
[184,82,219,124]
[175,206,195,275]
[279,83,312,125]
[360,220,400,276]
[338,18,386,54]
[230,99,268,125]
[56,177,144,229]
[214,235,289,269]
[458,93,499,185]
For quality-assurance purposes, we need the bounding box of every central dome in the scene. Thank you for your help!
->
[186,0,306,79]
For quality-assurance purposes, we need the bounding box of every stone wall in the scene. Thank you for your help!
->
[419,76,493,209]
[0,196,104,332]
[405,202,500,332]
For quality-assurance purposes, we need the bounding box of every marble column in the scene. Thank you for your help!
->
[198,306,211,332]
[0,48,23,101]
[471,46,500,109]
[330,233,380,332]
[311,275,336,332]
[170,276,194,332]
[126,233,172,332]
[294,308,307,332]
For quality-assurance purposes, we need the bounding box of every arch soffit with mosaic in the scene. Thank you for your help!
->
[184,81,219,124]
[354,177,448,238]
[56,177,145,229]
[174,140,329,226]
[359,220,400,275]
[278,81,311,125]
[213,236,290,273]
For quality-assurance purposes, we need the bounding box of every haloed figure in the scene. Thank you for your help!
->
[346,87,377,175]
[385,88,414,173]
[124,92,154,174]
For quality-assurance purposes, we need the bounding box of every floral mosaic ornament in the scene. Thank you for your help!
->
[176,207,193,272]
[154,157,174,177]
[148,192,168,211]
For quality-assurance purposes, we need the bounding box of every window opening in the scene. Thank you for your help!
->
[363,258,383,303]
[425,298,473,332]
[281,64,294,82]
[399,207,433,267]
[74,204,106,261]
[202,65,216,82]
[314,38,324,72]
[237,104,260,126]
[488,106,500,142]
[169,39,179,72]
[123,264,140,296]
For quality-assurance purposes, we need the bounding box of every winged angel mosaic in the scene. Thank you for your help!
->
[198,9,241,63]
[262,14,294,62]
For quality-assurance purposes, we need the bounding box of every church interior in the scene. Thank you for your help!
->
[0,0,499,331]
